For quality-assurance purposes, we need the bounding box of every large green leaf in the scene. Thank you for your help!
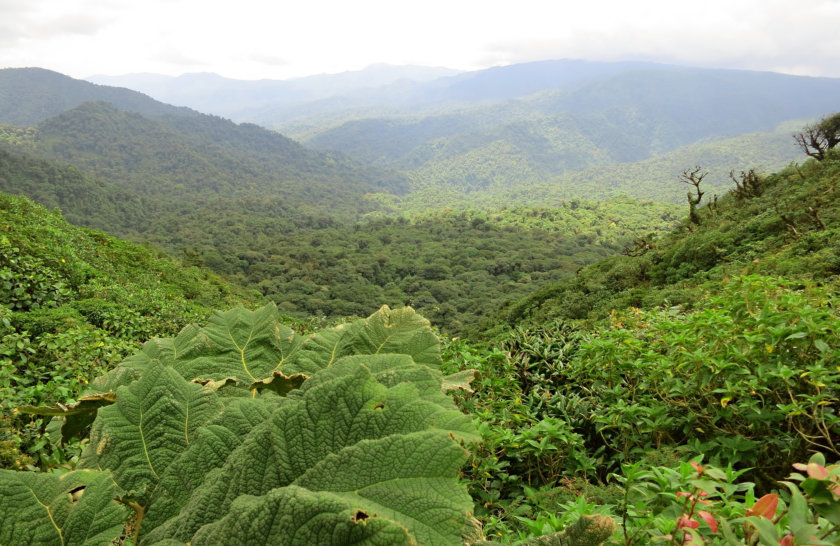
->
[190,485,414,545]
[141,397,275,534]
[7,304,476,545]
[282,305,441,376]
[173,304,303,385]
[143,363,476,544]
[80,361,223,504]
[0,469,127,546]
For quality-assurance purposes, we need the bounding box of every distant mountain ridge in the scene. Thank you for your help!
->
[81,60,840,208]
[0,69,411,223]
[87,64,463,119]
[0,67,196,125]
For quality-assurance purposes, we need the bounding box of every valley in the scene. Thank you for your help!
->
[0,62,838,545]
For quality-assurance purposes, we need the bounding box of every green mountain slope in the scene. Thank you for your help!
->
[294,65,840,208]
[0,68,412,226]
[10,101,408,209]
[0,145,144,232]
[502,148,840,329]
[0,190,256,468]
[398,122,805,209]
[0,67,195,126]
[301,65,840,168]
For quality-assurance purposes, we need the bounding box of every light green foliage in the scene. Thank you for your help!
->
[0,468,128,545]
[575,276,839,470]
[604,454,840,544]
[5,304,477,545]
[507,150,840,326]
[475,514,615,545]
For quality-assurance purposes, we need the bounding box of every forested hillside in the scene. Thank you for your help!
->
[0,145,144,232]
[0,67,195,126]
[441,143,840,542]
[0,70,688,332]
[0,143,680,333]
[0,101,409,221]
[2,136,837,545]
[214,200,680,334]
[292,64,840,206]
[0,192,256,469]
[79,62,840,210]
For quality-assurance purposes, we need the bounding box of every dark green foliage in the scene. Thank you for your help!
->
[1,100,408,224]
[0,145,145,231]
[7,305,82,336]
[224,201,678,335]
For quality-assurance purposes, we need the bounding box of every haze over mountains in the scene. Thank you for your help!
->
[82,60,840,204]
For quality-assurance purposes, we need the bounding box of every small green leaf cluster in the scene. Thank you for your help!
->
[572,276,839,475]
[0,236,71,311]
[606,453,840,544]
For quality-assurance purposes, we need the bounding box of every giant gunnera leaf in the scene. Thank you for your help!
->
[6,304,478,545]
[0,469,127,545]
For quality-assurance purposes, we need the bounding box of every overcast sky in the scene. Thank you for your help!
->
[1,0,839,81]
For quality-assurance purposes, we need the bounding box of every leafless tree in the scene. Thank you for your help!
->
[679,166,707,225]
[794,113,840,161]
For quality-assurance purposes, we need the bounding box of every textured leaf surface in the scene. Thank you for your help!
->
[8,304,475,546]
[174,304,302,385]
[144,362,475,544]
[190,485,414,545]
[0,469,127,546]
[282,305,441,376]
[141,397,274,534]
[80,361,222,503]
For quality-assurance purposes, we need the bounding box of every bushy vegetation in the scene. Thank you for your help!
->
[0,193,253,469]
[437,149,840,543]
[202,200,679,335]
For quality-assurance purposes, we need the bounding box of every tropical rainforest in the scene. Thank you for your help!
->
[0,64,839,545]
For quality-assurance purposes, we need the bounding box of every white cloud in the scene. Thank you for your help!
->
[1,0,838,79]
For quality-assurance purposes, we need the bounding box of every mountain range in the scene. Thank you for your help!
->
[81,61,840,205]
[1,62,838,326]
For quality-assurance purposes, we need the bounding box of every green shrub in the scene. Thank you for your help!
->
[7,305,82,336]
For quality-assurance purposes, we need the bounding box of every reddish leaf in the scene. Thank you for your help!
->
[696,510,718,533]
[806,462,829,479]
[779,534,795,546]
[676,514,700,530]
[746,494,779,519]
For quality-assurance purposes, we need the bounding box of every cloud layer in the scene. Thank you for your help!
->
[1,0,838,79]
